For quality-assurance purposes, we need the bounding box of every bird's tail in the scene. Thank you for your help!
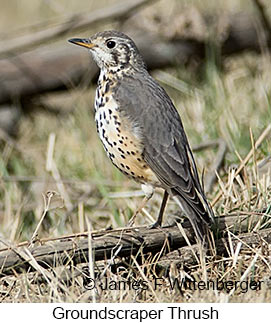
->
[170,142,214,243]
[172,192,211,244]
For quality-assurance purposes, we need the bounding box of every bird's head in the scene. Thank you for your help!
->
[68,30,145,72]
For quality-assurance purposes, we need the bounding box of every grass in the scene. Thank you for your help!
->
[0,0,271,303]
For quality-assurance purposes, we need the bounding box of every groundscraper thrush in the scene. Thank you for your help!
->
[69,31,214,242]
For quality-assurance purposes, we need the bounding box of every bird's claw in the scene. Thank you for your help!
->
[148,221,161,229]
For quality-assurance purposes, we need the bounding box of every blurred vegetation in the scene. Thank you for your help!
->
[0,0,271,302]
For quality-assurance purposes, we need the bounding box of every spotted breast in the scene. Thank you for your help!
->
[94,70,160,186]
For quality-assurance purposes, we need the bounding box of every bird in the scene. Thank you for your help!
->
[68,30,214,242]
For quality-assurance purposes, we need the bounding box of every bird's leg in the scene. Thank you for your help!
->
[149,190,169,229]
[128,196,150,226]
[128,184,154,226]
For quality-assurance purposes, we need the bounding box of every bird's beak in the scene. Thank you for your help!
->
[68,38,96,49]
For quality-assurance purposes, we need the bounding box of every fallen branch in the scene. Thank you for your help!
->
[0,213,267,277]
[0,0,155,58]
[0,35,195,106]
[1,10,271,105]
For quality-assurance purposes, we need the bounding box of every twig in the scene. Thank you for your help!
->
[228,251,260,297]
[0,225,146,252]
[22,247,72,300]
[192,139,223,152]
[211,124,271,206]
[191,138,228,193]
[131,255,160,302]
[86,218,96,303]
[29,191,63,246]
[0,280,16,302]
[45,133,72,212]
[204,139,227,193]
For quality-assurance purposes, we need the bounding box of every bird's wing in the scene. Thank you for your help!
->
[114,73,213,223]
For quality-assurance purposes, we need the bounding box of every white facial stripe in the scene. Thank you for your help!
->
[91,47,113,69]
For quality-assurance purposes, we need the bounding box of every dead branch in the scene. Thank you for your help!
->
[0,213,267,277]
[0,0,155,58]
[1,9,271,106]
[0,35,197,106]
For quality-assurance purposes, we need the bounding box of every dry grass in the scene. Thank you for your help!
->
[0,0,271,303]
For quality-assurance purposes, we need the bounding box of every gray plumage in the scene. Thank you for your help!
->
[114,71,213,240]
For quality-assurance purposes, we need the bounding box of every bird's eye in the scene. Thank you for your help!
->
[106,40,116,49]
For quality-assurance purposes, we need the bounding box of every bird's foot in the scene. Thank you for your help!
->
[148,220,162,229]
